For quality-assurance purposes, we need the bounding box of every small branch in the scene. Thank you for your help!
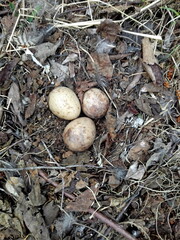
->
[38,170,137,240]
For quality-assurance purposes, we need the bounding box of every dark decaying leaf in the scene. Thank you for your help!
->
[87,52,113,80]
[135,96,153,116]
[97,19,120,42]
[25,93,37,119]
[15,188,50,239]
[66,185,99,212]
[8,82,26,126]
[43,201,59,225]
[0,58,19,86]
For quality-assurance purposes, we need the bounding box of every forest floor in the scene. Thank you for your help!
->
[0,0,179,240]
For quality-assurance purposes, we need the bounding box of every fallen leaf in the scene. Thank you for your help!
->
[105,105,117,140]
[22,39,62,63]
[43,201,59,225]
[128,139,151,161]
[0,58,19,87]
[0,131,8,145]
[125,161,146,180]
[142,38,163,85]
[55,171,76,193]
[140,83,163,93]
[135,96,153,116]
[142,38,158,65]
[50,60,69,85]
[25,93,37,119]
[62,53,78,64]
[5,177,24,197]
[15,194,51,240]
[108,175,121,189]
[1,15,16,33]
[97,19,120,42]
[28,178,46,206]
[146,138,172,168]
[126,61,143,93]
[75,179,88,190]
[87,52,113,80]
[8,82,26,126]
[66,185,99,212]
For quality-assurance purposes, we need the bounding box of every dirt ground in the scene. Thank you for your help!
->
[0,0,179,240]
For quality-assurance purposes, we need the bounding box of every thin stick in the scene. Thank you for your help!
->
[140,0,161,12]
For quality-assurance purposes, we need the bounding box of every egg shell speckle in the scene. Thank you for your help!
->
[63,117,96,152]
[82,88,109,119]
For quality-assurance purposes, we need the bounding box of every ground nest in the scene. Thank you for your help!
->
[0,0,179,240]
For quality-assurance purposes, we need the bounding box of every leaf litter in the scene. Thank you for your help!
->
[0,1,179,240]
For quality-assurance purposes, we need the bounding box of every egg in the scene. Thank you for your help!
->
[63,117,96,152]
[48,86,81,120]
[82,88,109,119]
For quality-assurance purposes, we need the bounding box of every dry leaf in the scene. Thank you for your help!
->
[8,82,26,126]
[0,58,19,87]
[87,52,113,80]
[1,15,16,33]
[28,178,46,206]
[55,171,76,193]
[75,179,88,190]
[5,177,24,197]
[62,53,78,64]
[50,60,69,85]
[105,105,117,140]
[22,39,62,63]
[108,175,121,189]
[142,38,163,85]
[126,61,143,93]
[128,139,151,161]
[146,138,172,168]
[66,185,98,212]
[142,38,158,65]
[25,94,37,119]
[135,96,153,116]
[97,19,120,42]
[125,161,146,180]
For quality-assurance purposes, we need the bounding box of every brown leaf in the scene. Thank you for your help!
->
[142,62,163,85]
[142,38,158,65]
[1,15,16,33]
[142,38,163,85]
[108,175,120,189]
[97,19,120,42]
[75,179,88,190]
[105,105,117,140]
[25,94,37,119]
[66,185,98,212]
[128,139,151,161]
[135,96,153,116]
[54,171,76,193]
[8,82,26,126]
[0,58,19,86]
[87,52,113,80]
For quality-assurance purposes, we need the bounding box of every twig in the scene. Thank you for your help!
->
[38,170,137,240]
